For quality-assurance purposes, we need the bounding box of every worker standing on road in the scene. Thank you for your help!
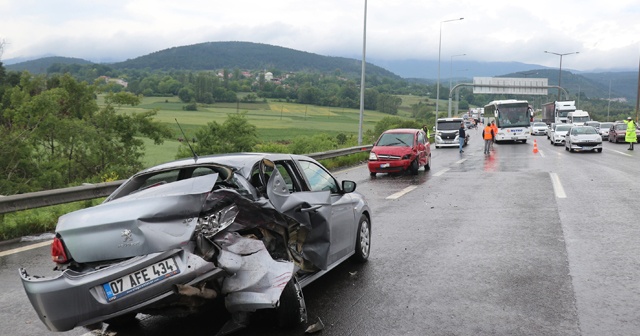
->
[490,120,498,150]
[623,117,636,150]
[423,125,431,140]
[482,123,494,154]
[458,122,466,153]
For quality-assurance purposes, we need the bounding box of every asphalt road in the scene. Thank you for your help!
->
[2,130,639,336]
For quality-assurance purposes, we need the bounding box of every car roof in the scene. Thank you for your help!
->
[135,152,316,179]
[381,128,420,134]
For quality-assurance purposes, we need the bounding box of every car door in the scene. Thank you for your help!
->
[294,159,357,267]
[261,158,356,270]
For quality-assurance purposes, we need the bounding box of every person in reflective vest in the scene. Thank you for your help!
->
[490,121,498,149]
[623,117,637,150]
[482,124,494,154]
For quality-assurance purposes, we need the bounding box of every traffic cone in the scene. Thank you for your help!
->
[533,139,539,154]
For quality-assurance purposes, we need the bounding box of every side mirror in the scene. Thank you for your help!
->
[342,180,356,193]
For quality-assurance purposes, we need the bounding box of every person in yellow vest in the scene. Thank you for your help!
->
[623,117,637,150]
[482,123,494,154]
[423,125,431,140]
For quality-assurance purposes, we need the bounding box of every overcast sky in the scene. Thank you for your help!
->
[1,0,639,71]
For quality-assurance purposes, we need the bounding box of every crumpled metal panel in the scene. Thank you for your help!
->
[265,169,332,270]
[216,232,294,312]
[56,174,218,263]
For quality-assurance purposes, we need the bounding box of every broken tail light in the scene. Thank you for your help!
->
[51,237,69,264]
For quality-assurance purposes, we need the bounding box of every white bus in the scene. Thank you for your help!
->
[484,99,532,143]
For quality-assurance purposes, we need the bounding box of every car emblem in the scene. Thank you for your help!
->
[121,229,133,242]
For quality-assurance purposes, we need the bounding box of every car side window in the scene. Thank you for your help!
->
[418,131,425,145]
[298,160,338,193]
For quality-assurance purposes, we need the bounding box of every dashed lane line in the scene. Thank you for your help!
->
[433,168,450,177]
[0,241,50,257]
[550,172,567,199]
[386,186,418,200]
[608,149,633,157]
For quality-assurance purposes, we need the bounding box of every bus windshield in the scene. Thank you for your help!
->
[496,103,530,128]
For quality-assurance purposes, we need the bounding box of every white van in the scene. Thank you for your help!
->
[434,117,467,149]
[567,110,590,126]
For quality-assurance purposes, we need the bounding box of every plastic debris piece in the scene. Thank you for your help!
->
[305,317,325,334]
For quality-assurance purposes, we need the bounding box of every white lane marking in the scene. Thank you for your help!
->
[609,149,632,157]
[455,158,467,164]
[549,172,567,199]
[538,150,545,158]
[386,186,418,200]
[0,241,50,257]
[433,168,450,177]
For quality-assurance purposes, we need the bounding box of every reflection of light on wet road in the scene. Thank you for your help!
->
[483,152,497,172]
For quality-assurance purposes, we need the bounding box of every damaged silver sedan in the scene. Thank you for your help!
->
[19,153,372,333]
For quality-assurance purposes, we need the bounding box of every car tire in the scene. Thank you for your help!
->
[424,154,431,171]
[522,140,527,144]
[409,159,419,175]
[276,277,307,329]
[352,215,371,263]
[596,148,602,153]
[370,171,376,177]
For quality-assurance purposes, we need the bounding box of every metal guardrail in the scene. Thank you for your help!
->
[0,146,373,215]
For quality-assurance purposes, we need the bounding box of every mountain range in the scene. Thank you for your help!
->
[4,41,638,104]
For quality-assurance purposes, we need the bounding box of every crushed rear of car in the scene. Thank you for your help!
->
[19,153,372,333]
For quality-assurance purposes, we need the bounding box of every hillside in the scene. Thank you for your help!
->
[5,56,93,74]
[111,41,400,79]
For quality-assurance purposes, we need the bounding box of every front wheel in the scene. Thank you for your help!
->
[409,159,419,175]
[276,277,307,328]
[351,215,371,263]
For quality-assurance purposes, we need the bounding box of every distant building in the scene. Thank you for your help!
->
[98,76,128,88]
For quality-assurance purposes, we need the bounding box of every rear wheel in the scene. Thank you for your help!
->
[352,215,371,263]
[369,171,376,177]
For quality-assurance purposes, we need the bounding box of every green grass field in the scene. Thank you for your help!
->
[107,95,416,166]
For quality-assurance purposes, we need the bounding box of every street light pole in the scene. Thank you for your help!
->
[357,0,367,145]
[436,17,463,120]
[544,50,579,100]
[448,54,465,117]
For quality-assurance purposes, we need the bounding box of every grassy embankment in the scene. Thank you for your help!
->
[1,95,423,241]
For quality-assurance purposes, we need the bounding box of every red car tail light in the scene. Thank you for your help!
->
[51,237,69,264]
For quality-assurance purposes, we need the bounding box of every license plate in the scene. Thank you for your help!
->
[582,146,592,150]
[103,258,180,301]
[380,163,390,168]
[511,137,517,140]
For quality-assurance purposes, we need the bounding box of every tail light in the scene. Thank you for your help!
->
[51,237,69,264]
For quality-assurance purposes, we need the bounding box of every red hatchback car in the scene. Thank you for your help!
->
[368,128,431,176]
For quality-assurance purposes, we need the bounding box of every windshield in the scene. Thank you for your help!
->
[615,124,627,130]
[533,123,546,127]
[555,125,572,132]
[437,121,462,131]
[571,127,598,135]
[376,132,414,147]
[600,123,613,129]
[558,110,574,118]
[496,103,530,128]
[572,116,590,123]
